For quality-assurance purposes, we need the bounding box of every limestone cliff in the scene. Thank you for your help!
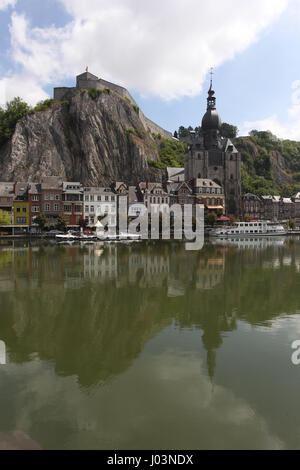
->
[0,90,163,185]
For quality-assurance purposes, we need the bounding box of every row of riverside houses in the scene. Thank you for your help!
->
[242,193,300,222]
[0,175,226,234]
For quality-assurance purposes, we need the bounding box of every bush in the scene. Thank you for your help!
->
[88,88,102,99]
[33,99,54,113]
[148,159,165,170]
[132,104,139,114]
[126,128,144,139]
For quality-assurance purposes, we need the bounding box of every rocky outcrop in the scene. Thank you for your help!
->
[234,137,294,189]
[0,90,163,185]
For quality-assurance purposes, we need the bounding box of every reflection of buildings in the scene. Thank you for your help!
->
[1,239,300,387]
[84,244,118,281]
[196,256,225,290]
[211,237,286,250]
[128,249,170,288]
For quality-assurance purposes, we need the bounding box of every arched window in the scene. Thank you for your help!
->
[198,173,201,178]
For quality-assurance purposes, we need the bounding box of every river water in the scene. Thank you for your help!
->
[0,237,300,449]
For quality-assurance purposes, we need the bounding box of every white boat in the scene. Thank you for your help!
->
[209,221,287,238]
[96,229,142,241]
[118,232,142,241]
[56,231,77,240]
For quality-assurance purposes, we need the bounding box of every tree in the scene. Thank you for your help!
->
[34,214,48,231]
[280,184,295,198]
[178,126,190,138]
[57,215,68,232]
[287,217,296,230]
[221,123,238,139]
[0,97,31,145]
[205,212,218,227]
[0,210,11,226]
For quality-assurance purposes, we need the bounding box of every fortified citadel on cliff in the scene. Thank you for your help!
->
[54,70,173,141]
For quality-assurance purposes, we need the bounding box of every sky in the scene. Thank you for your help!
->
[0,0,300,139]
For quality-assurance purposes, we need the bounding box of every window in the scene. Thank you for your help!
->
[55,195,60,201]
[85,195,89,201]
[54,204,59,212]
[17,217,26,224]
[64,205,72,213]
[45,194,49,200]
[90,206,95,213]
[50,194,54,201]
[16,207,21,213]
[85,206,89,213]
[75,205,82,213]
[22,207,27,213]
[97,196,101,202]
[32,195,39,201]
[90,196,94,202]
[32,206,40,213]
[45,204,50,211]
[105,196,109,201]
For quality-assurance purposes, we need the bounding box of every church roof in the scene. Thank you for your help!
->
[224,139,238,153]
[166,167,185,182]
[202,109,222,131]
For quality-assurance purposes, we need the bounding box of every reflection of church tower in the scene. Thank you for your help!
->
[201,325,223,381]
[184,72,242,216]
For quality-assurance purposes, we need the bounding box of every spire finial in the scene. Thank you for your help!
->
[210,67,214,86]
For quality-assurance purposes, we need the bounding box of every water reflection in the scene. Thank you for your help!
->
[0,238,300,449]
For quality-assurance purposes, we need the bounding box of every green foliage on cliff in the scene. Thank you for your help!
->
[236,130,300,195]
[88,88,102,99]
[0,97,31,145]
[32,99,54,113]
[155,137,187,168]
[148,159,165,170]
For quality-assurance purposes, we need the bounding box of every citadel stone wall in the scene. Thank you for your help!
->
[54,74,173,141]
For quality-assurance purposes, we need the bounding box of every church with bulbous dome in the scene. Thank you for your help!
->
[184,80,242,216]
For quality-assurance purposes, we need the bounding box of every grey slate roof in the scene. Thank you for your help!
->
[166,167,185,182]
[14,183,29,198]
[193,178,222,189]
[0,183,14,197]
[41,177,62,190]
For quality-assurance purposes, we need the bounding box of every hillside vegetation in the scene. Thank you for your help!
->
[235,130,300,197]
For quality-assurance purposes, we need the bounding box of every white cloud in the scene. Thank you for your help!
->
[0,0,289,104]
[241,80,300,140]
[0,0,16,11]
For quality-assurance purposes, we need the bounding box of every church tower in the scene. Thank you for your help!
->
[184,75,241,216]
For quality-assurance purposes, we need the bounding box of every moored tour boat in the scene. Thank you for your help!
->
[209,221,287,238]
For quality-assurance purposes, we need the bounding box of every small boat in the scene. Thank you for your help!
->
[209,221,287,238]
[96,230,142,241]
[56,230,97,242]
[56,231,78,240]
[118,232,142,241]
